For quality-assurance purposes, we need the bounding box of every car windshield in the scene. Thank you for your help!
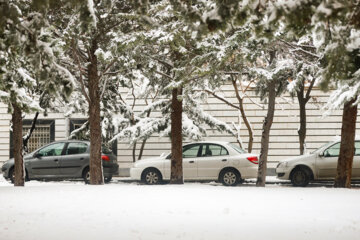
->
[228,143,247,154]
[310,141,336,154]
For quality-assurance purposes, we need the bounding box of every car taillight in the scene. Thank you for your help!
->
[102,155,110,161]
[247,156,258,164]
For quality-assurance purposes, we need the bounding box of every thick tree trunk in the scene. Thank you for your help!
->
[88,39,104,185]
[231,79,254,153]
[12,103,25,186]
[297,87,307,155]
[170,87,183,184]
[334,99,358,188]
[256,81,276,187]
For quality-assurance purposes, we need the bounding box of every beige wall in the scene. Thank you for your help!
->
[1,86,360,174]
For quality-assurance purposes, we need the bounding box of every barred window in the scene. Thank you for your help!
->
[10,119,55,158]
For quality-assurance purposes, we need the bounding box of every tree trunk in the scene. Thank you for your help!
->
[88,39,104,185]
[138,138,147,160]
[12,103,25,186]
[132,142,137,162]
[334,99,358,188]
[170,87,183,184]
[256,81,276,187]
[297,86,307,155]
[231,79,253,152]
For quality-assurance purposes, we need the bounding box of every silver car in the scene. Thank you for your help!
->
[1,140,119,183]
[276,140,360,186]
[130,141,259,186]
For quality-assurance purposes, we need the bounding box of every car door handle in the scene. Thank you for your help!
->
[189,161,195,163]
[80,158,84,160]
[54,159,59,162]
[222,159,227,162]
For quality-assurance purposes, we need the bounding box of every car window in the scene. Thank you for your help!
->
[354,142,360,156]
[201,144,229,157]
[228,143,247,154]
[324,143,340,157]
[38,143,65,157]
[182,144,200,158]
[65,142,88,155]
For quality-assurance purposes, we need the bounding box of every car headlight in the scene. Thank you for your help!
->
[276,162,288,168]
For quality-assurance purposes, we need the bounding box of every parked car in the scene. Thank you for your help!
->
[130,141,259,186]
[276,139,360,186]
[1,140,119,183]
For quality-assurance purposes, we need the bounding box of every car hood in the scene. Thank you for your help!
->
[133,156,166,167]
[279,153,315,165]
[4,153,34,165]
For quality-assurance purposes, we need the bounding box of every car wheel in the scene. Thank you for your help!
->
[83,168,90,184]
[291,168,310,187]
[104,176,112,183]
[142,168,162,185]
[8,168,29,183]
[220,169,240,186]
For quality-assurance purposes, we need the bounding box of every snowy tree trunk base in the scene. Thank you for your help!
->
[170,87,184,184]
[334,99,357,188]
[12,103,25,187]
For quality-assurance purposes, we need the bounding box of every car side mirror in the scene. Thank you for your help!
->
[34,152,42,158]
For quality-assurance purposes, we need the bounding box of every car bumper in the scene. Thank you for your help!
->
[240,166,258,179]
[103,163,119,177]
[130,167,142,181]
[1,165,9,179]
[275,167,290,180]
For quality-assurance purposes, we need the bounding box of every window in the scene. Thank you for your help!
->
[355,142,360,156]
[182,144,200,158]
[324,143,341,157]
[201,144,229,157]
[10,119,55,158]
[38,142,65,157]
[69,119,117,155]
[65,142,88,155]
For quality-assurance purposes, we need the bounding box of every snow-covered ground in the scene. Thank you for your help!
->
[1,176,359,240]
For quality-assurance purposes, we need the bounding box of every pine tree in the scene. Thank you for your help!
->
[0,1,74,186]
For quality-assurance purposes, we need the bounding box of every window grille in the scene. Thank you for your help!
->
[23,125,51,153]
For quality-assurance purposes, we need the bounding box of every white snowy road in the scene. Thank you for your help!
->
[0,177,359,240]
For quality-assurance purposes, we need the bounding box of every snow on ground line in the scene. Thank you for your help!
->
[0,177,359,240]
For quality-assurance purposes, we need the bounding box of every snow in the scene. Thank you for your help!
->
[1,175,360,240]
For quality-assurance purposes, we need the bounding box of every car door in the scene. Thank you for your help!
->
[28,142,66,178]
[59,142,89,176]
[197,144,229,179]
[316,142,340,179]
[352,141,360,178]
[182,144,200,180]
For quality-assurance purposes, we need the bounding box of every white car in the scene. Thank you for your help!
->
[130,141,259,186]
[276,140,360,186]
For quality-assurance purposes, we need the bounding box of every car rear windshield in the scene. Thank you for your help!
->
[102,144,113,154]
[228,143,247,154]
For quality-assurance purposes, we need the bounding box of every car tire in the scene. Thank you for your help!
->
[83,168,90,184]
[142,168,162,185]
[104,176,112,183]
[9,167,29,183]
[9,167,15,183]
[291,168,310,187]
[219,168,240,186]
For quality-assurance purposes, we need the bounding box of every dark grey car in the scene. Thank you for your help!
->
[1,140,119,183]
